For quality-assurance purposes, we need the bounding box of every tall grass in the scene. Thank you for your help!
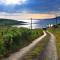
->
[0,26,43,58]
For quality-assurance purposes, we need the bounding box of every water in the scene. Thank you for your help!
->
[13,19,60,29]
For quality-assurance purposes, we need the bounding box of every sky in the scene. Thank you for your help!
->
[0,0,60,19]
[0,14,56,20]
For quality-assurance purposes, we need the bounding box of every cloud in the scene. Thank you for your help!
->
[0,12,56,20]
[0,0,27,5]
[0,0,60,13]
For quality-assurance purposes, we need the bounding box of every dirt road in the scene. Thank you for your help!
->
[4,31,46,60]
[36,31,58,60]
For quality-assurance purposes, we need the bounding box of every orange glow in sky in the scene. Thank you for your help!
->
[30,14,55,19]
[0,13,56,20]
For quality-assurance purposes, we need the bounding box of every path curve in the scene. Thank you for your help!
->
[37,31,58,60]
[4,31,47,60]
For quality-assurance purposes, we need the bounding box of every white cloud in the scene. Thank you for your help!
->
[0,0,27,5]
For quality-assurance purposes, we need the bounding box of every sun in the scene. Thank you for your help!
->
[1,0,27,5]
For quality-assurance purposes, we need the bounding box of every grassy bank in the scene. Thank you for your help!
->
[0,26,43,59]
[48,24,60,60]
[23,32,49,60]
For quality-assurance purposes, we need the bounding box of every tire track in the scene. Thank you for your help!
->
[37,31,58,60]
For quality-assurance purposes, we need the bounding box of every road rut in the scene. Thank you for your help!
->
[36,31,58,60]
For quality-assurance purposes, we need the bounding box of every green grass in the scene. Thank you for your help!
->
[48,24,60,60]
[0,26,43,59]
[23,32,49,60]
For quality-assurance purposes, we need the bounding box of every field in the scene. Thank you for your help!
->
[48,24,60,60]
[0,26,43,59]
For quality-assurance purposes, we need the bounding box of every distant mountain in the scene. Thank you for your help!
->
[0,19,27,25]
[34,16,60,20]
[44,16,60,20]
[56,16,60,19]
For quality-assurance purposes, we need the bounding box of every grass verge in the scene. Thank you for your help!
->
[48,24,60,60]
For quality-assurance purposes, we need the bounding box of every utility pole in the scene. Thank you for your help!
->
[31,18,32,30]
[56,16,57,25]
[54,13,58,28]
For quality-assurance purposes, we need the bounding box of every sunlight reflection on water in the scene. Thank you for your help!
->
[12,19,60,29]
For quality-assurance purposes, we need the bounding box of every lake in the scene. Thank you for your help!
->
[12,19,60,29]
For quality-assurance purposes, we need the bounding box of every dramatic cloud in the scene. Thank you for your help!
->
[0,0,60,15]
[0,0,26,5]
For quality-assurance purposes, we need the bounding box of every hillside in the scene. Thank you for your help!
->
[0,19,26,25]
